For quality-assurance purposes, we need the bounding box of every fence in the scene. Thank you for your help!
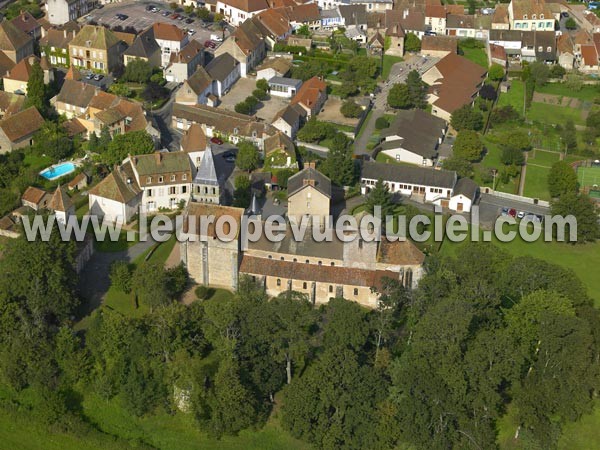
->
[481,187,551,208]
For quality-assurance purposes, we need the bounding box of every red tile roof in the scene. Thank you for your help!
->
[290,76,326,109]
[21,186,47,205]
[581,44,599,67]
[0,106,44,142]
[425,4,446,18]
[152,22,186,42]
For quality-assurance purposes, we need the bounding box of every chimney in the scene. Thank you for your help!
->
[305,161,316,169]
[155,152,162,164]
[64,29,67,38]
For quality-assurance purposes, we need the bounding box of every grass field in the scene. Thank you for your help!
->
[528,149,561,167]
[523,164,551,200]
[479,134,520,194]
[460,46,488,68]
[527,101,586,126]
[497,80,525,112]
[577,165,600,188]
[534,83,600,101]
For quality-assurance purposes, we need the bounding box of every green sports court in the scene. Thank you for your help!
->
[577,164,600,189]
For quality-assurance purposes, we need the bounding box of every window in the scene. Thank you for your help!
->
[182,174,187,181]
[276,278,281,286]
[330,262,335,266]
[532,14,536,19]
[523,14,527,19]
[280,257,284,261]
[147,177,152,183]
[353,288,359,296]
[170,174,176,182]
[329,285,333,293]
[146,189,153,197]
[268,255,272,259]
[318,261,322,266]
[303,282,307,289]
[538,46,543,52]
[547,46,552,52]
[293,258,297,262]
[182,186,187,194]
[158,176,164,183]
[540,14,544,19]
[168,186,177,195]
[305,259,309,263]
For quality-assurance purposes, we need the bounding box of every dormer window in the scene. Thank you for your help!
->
[147,177,152,183]
[233,127,239,135]
[532,14,536,19]
[252,131,257,137]
[523,14,527,19]
[182,174,187,181]
[538,46,543,52]
[170,174,176,182]
[158,176,164,183]
[540,14,544,19]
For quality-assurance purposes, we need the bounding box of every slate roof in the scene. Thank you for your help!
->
[88,162,142,204]
[194,147,218,185]
[40,27,78,50]
[288,167,331,197]
[132,152,192,179]
[361,161,457,189]
[268,76,302,87]
[380,109,446,158]
[0,20,33,52]
[0,90,24,116]
[70,25,121,50]
[205,52,239,82]
[421,35,457,53]
[186,66,212,94]
[273,103,306,125]
[124,27,160,59]
[10,11,40,36]
[452,177,479,200]
[0,106,44,142]
[339,5,367,25]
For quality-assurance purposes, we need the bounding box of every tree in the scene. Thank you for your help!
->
[132,261,170,309]
[87,131,100,153]
[196,7,210,21]
[550,64,566,79]
[450,105,483,131]
[586,110,600,139]
[528,61,550,87]
[548,161,578,199]
[340,100,362,118]
[103,130,155,166]
[375,117,389,130]
[110,261,132,294]
[235,141,260,172]
[404,32,421,52]
[406,70,426,109]
[321,134,356,186]
[387,83,411,109]
[165,263,188,299]
[453,130,483,162]
[479,84,497,101]
[364,179,394,218]
[142,82,168,103]
[256,78,269,92]
[234,101,251,115]
[504,129,531,152]
[551,192,600,243]
[565,17,577,30]
[252,88,267,101]
[209,358,258,437]
[32,121,73,161]
[24,60,47,114]
[500,146,525,166]
[442,156,474,178]
[123,59,152,83]
[233,174,251,208]
[561,119,577,151]
[297,118,335,143]
[108,82,131,97]
[245,95,259,111]
[488,63,505,81]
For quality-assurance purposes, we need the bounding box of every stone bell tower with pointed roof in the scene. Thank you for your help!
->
[192,147,221,204]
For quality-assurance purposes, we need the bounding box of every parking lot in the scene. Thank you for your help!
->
[84,0,230,51]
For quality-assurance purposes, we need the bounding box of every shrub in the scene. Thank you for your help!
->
[340,100,362,118]
[195,285,209,300]
[252,89,268,101]
[375,117,389,130]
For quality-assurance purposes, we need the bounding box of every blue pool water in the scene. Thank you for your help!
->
[40,162,76,180]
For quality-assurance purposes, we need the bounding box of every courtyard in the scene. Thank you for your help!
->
[218,77,289,122]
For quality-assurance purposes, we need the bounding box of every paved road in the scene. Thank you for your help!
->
[149,87,178,150]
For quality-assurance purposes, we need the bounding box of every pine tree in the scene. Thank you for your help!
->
[24,60,46,114]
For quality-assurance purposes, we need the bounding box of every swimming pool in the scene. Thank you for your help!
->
[40,162,76,181]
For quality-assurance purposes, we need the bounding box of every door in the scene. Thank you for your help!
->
[457,203,463,212]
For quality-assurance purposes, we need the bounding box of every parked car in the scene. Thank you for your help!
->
[170,13,179,19]
[145,5,154,11]
[211,137,224,145]
[508,208,517,218]
[116,13,128,20]
[177,15,185,21]
[517,211,526,219]
[162,10,170,16]
[222,151,236,158]
[204,40,216,49]
[94,74,104,81]
[501,207,509,216]
[151,7,160,13]
[211,34,224,42]
[187,29,196,36]
[225,156,236,163]
[561,12,569,17]
[185,18,194,24]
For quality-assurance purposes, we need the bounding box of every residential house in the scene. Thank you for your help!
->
[130,152,193,212]
[180,123,208,170]
[489,43,508,67]
[152,22,189,67]
[425,4,447,35]
[556,33,576,70]
[88,162,143,224]
[67,172,90,191]
[272,103,306,138]
[321,8,344,30]
[206,52,241,97]
[49,185,75,224]
[52,78,97,119]
[0,91,25,119]
[3,56,53,95]
[256,56,292,80]
[290,76,327,117]
[584,11,600,34]
[172,103,279,150]
[367,31,385,55]
[284,4,321,31]
[491,4,510,30]
[69,25,124,73]
[449,177,479,213]
[192,147,222,204]
[268,76,302,98]
[0,50,15,79]
[46,0,91,26]
[445,14,490,39]
[488,30,556,63]
[254,8,292,47]
[10,11,42,40]
[386,8,426,39]
[0,106,45,153]
[40,26,79,67]
[421,35,457,58]
[0,20,34,63]
[287,166,331,227]
[217,0,269,26]
[580,43,599,73]
[264,131,297,169]
[507,0,556,31]
[21,186,51,211]
[350,0,393,13]
[422,53,487,121]
[339,5,368,31]
[123,27,162,69]
[214,18,266,77]
[164,40,204,83]
[175,66,213,105]
[376,109,447,166]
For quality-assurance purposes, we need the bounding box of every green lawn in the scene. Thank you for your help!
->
[523,164,551,200]
[95,230,138,253]
[528,149,560,167]
[534,83,600,101]
[527,101,586,126]
[460,46,488,68]
[497,80,525,112]
[479,134,520,194]
[382,55,403,79]
[23,151,53,172]
[577,165,600,188]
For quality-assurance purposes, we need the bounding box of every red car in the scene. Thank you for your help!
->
[508,208,517,218]
[170,13,179,19]
[210,137,223,145]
